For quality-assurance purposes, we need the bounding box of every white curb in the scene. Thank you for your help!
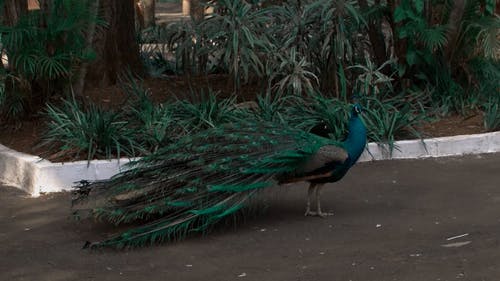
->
[1,131,500,197]
[358,131,500,162]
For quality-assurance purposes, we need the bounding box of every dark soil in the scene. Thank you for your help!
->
[417,113,485,138]
[1,153,500,281]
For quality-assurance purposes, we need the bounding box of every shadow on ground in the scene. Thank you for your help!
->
[1,154,500,281]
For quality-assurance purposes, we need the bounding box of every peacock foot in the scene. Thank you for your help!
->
[304,210,334,217]
[316,211,334,218]
[304,210,317,216]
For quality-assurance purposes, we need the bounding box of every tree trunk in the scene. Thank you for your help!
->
[84,0,144,89]
[444,0,466,64]
[135,0,144,28]
[388,0,407,63]
[1,0,27,26]
[141,0,155,28]
[190,0,205,23]
[136,0,155,29]
[358,0,388,69]
[72,0,100,97]
[182,0,190,16]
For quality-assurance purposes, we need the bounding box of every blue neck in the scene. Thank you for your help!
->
[342,114,367,165]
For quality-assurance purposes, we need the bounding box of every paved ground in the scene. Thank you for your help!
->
[1,154,499,281]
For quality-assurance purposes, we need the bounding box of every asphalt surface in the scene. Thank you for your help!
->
[1,153,499,281]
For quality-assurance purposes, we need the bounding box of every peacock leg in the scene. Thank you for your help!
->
[304,183,317,216]
[315,184,333,218]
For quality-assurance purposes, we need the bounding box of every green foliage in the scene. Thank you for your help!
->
[395,1,448,50]
[287,92,350,140]
[349,57,395,96]
[447,0,499,64]
[483,96,500,132]
[394,0,447,69]
[360,95,427,152]
[423,61,476,116]
[204,0,272,91]
[141,50,177,78]
[142,0,367,97]
[0,0,104,120]
[393,0,499,116]
[42,98,139,161]
[252,92,290,123]
[120,76,177,153]
[270,47,318,96]
[142,20,203,75]
[40,74,253,161]
[467,58,500,100]
[268,0,365,95]
[0,69,30,122]
[36,0,500,162]
[173,91,245,132]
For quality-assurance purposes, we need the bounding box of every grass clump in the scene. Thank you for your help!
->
[483,96,500,132]
[42,98,138,161]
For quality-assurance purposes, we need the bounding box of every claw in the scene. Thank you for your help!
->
[305,211,333,218]
[304,210,317,216]
[316,211,334,218]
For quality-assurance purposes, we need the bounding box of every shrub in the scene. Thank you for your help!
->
[120,76,178,153]
[172,90,246,132]
[483,96,500,132]
[360,94,428,152]
[286,92,350,140]
[0,0,104,120]
[41,98,138,161]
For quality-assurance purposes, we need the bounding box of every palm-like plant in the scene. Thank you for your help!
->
[483,96,500,132]
[120,76,177,153]
[287,91,350,140]
[393,0,498,116]
[314,0,365,96]
[204,0,272,93]
[270,47,318,96]
[2,0,102,78]
[42,98,138,161]
[173,91,245,132]
[348,56,395,97]
[156,19,204,75]
[0,0,104,119]
[360,95,427,153]
[270,0,318,56]
[446,0,499,65]
[394,0,448,68]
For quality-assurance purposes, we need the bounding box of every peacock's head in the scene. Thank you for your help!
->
[351,104,363,116]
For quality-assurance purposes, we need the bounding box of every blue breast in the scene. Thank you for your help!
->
[342,115,367,166]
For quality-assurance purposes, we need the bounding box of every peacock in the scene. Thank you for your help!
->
[72,104,367,248]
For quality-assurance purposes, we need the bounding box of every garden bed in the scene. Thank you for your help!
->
[0,78,488,162]
[0,112,487,159]
[0,75,269,160]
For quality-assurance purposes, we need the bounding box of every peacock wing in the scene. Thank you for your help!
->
[300,145,348,173]
[279,144,348,183]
